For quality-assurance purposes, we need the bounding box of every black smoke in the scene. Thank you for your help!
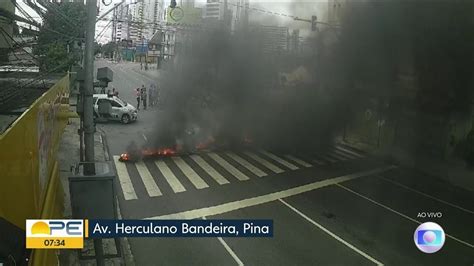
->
[146,25,351,154]
[144,1,474,157]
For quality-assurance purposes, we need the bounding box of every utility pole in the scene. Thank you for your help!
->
[84,0,96,173]
[84,1,104,264]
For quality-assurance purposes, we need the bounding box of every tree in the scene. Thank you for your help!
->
[100,42,117,58]
[34,2,86,72]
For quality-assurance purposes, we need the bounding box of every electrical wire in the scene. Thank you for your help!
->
[12,0,39,26]
[0,27,40,62]
[0,28,38,66]
[36,0,82,34]
[102,0,113,6]
[95,20,113,42]
[13,59,72,91]
[0,30,23,63]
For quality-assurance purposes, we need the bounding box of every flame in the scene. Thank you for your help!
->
[119,147,177,162]
[119,153,130,162]
[142,147,177,157]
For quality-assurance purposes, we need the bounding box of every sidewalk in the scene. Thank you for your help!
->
[57,96,134,265]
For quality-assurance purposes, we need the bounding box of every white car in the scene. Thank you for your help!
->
[93,94,138,124]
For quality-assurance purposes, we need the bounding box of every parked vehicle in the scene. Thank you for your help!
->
[93,94,138,124]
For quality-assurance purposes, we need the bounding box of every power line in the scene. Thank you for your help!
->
[13,59,72,91]
[0,27,38,66]
[11,0,39,27]
[96,20,113,42]
[0,31,24,63]
[0,27,39,62]
[36,0,79,31]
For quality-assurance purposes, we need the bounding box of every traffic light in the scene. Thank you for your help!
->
[311,15,317,31]
[170,0,177,8]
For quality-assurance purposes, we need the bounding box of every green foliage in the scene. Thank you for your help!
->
[100,42,118,58]
[94,42,101,55]
[34,2,86,72]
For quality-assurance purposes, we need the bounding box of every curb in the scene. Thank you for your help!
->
[98,131,135,266]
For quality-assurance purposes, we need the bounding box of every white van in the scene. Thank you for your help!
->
[93,94,138,124]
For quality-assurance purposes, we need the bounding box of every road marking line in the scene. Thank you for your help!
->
[378,176,474,214]
[284,155,312,167]
[226,152,267,177]
[190,155,230,185]
[203,217,244,266]
[279,199,383,265]
[142,133,148,142]
[154,160,186,193]
[260,150,299,170]
[172,157,209,189]
[135,161,162,197]
[244,151,284,173]
[333,149,357,160]
[208,153,250,181]
[113,156,138,200]
[336,146,364,158]
[327,152,348,161]
[146,166,396,220]
[336,183,474,249]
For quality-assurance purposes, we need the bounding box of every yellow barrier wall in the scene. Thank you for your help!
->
[0,76,70,265]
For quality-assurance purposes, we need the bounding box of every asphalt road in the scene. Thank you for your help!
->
[95,60,474,265]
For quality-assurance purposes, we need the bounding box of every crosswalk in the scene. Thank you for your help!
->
[113,145,366,200]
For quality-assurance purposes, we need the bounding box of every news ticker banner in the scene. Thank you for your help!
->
[26,219,273,249]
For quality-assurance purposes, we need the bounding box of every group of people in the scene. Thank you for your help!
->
[135,84,159,110]
[107,87,119,97]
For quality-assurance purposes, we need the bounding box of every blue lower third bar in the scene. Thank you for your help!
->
[87,219,273,238]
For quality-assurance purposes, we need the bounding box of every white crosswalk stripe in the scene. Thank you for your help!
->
[284,155,312,167]
[226,152,267,177]
[113,155,138,200]
[208,152,250,181]
[113,146,365,200]
[154,160,186,193]
[172,157,209,189]
[335,146,364,158]
[260,150,299,170]
[135,161,162,197]
[333,149,357,160]
[244,151,284,174]
[190,155,230,185]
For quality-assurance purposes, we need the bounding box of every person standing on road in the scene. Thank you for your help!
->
[135,88,141,110]
[150,84,158,107]
[149,84,155,108]
[155,84,160,107]
[141,85,147,110]
[112,87,119,97]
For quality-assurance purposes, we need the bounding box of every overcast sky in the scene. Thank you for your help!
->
[17,0,327,44]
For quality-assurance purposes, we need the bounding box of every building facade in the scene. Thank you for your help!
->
[115,0,165,44]
[252,25,289,54]
[203,0,224,20]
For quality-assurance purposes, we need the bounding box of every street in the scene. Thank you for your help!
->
[96,61,473,265]
[2,1,474,265]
